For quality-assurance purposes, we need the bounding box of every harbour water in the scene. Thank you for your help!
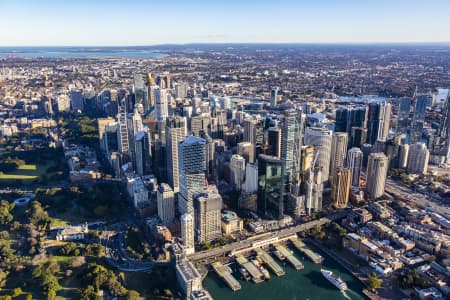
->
[0,47,167,58]
[204,244,368,300]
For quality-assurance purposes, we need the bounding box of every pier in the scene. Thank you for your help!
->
[254,248,285,276]
[290,238,324,264]
[273,243,304,270]
[211,262,241,291]
[235,254,264,283]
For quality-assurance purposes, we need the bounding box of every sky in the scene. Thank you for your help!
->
[0,0,450,46]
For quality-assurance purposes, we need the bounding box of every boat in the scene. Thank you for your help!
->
[321,269,348,291]
[273,250,285,261]
[239,267,251,281]
[259,265,271,280]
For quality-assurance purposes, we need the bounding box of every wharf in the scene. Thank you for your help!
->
[235,254,264,283]
[254,248,285,276]
[290,238,324,264]
[211,262,241,291]
[273,243,304,270]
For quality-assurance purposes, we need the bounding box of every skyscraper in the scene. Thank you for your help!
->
[332,168,352,208]
[350,127,368,148]
[243,117,264,158]
[366,102,391,144]
[178,136,207,215]
[399,144,409,168]
[194,186,222,243]
[229,154,246,191]
[270,87,279,106]
[304,166,323,215]
[346,147,363,187]
[409,95,427,144]
[157,183,175,224]
[267,127,281,158]
[166,116,187,192]
[257,155,284,220]
[117,98,130,156]
[304,127,332,184]
[407,143,429,174]
[237,142,255,164]
[397,97,412,135]
[330,132,348,185]
[181,213,195,255]
[154,88,169,121]
[134,130,152,176]
[433,90,450,163]
[69,89,84,111]
[366,153,389,200]
[134,73,149,112]
[281,109,304,190]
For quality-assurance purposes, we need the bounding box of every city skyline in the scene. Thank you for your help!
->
[1,0,450,46]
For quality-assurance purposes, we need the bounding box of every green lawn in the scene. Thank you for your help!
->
[0,162,53,185]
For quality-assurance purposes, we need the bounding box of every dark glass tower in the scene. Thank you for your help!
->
[258,154,284,220]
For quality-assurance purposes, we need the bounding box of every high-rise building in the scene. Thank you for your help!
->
[346,147,363,187]
[407,143,429,174]
[229,154,246,191]
[181,213,195,255]
[270,87,279,106]
[257,155,284,220]
[166,116,187,192]
[397,97,412,135]
[242,163,258,194]
[350,127,368,148]
[134,130,152,176]
[281,109,304,190]
[154,88,169,121]
[134,73,149,112]
[335,107,366,134]
[409,95,427,144]
[56,94,70,112]
[333,168,352,208]
[399,144,409,168]
[330,132,348,185]
[157,183,175,224]
[194,186,222,243]
[267,127,281,158]
[304,127,332,184]
[335,108,349,133]
[69,90,84,111]
[243,117,264,158]
[237,142,255,164]
[98,117,115,151]
[366,153,389,200]
[366,102,391,144]
[117,99,130,156]
[433,90,450,163]
[190,114,210,136]
[178,136,207,215]
[304,166,323,215]
[300,145,315,177]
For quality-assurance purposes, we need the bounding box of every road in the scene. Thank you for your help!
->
[187,211,347,262]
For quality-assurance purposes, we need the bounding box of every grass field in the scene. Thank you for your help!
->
[0,162,53,185]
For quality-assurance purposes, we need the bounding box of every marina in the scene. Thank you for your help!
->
[211,262,241,291]
[290,238,324,264]
[235,254,265,283]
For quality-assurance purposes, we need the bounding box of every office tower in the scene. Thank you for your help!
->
[230,154,246,191]
[350,127,368,148]
[134,73,149,112]
[117,99,130,155]
[335,108,349,133]
[336,107,366,134]
[56,94,70,112]
[134,130,152,176]
[333,168,352,208]
[237,142,255,164]
[361,143,373,168]
[373,139,386,154]
[399,144,409,168]
[270,87,279,106]
[194,187,222,243]
[154,88,169,121]
[433,91,450,162]
[385,138,400,168]
[267,127,281,158]
[103,122,118,157]
[409,95,427,144]
[281,109,304,190]
[166,116,187,192]
[407,143,429,174]
[346,147,363,187]
[300,145,315,177]
[157,183,175,224]
[397,97,412,134]
[178,136,207,215]
[243,118,264,158]
[181,213,195,255]
[366,102,391,144]
[69,90,84,111]
[304,166,323,215]
[174,82,188,99]
[257,155,284,220]
[190,114,210,136]
[200,132,216,180]
[330,132,348,185]
[304,127,332,184]
[366,153,389,200]
[97,117,115,151]
[242,163,258,194]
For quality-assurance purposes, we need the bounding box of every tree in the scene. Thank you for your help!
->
[0,269,8,289]
[368,272,382,291]
[127,290,143,300]
[11,287,22,297]
[0,200,14,225]
[25,294,32,300]
[80,285,98,300]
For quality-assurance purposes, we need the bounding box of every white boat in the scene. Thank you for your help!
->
[321,269,348,291]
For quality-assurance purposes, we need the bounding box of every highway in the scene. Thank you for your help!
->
[187,211,347,262]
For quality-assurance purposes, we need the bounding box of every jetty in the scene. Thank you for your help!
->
[235,254,264,283]
[290,238,324,264]
[255,248,285,276]
[273,243,303,270]
[211,262,241,291]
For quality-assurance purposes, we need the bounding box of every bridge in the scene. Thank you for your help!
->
[187,211,347,263]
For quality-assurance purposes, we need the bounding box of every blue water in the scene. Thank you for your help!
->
[0,47,167,58]
[203,245,368,300]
